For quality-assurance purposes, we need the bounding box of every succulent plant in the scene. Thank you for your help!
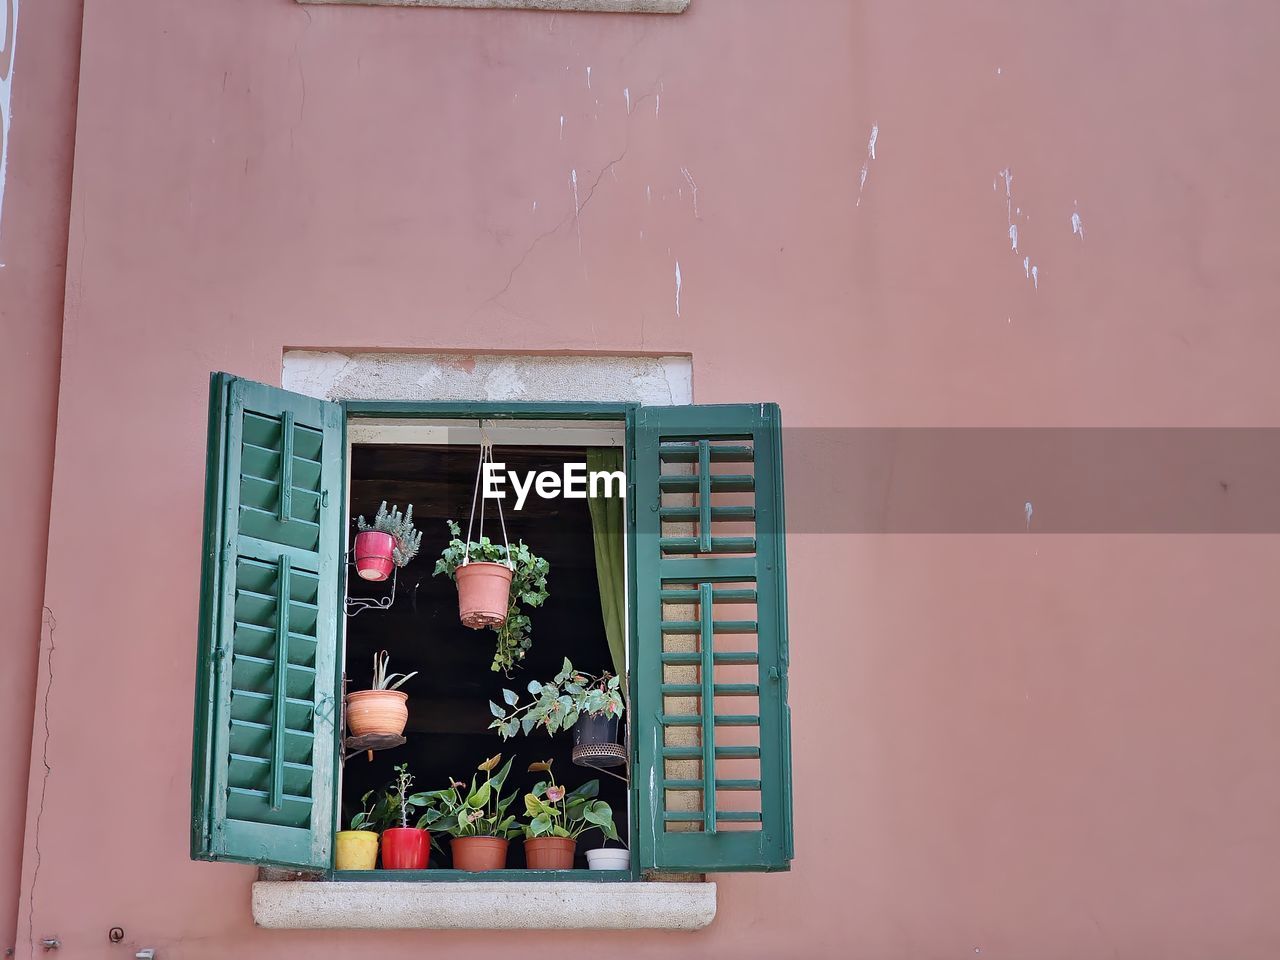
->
[357,501,423,568]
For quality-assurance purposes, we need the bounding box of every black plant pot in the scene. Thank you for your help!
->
[572,713,621,747]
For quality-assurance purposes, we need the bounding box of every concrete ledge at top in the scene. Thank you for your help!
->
[252,881,716,930]
[282,351,694,405]
[296,0,690,13]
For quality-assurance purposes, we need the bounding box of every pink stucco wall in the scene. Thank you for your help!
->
[9,0,1280,957]
[0,0,81,952]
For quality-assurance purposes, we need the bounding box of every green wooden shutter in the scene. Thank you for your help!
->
[632,403,793,873]
[191,373,344,868]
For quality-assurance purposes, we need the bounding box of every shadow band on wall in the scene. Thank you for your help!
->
[777,428,1280,533]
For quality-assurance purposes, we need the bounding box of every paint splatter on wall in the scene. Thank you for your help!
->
[0,0,20,253]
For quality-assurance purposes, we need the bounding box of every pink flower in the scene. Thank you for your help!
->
[546,786,566,803]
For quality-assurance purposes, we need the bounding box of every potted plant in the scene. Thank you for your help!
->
[489,658,624,748]
[354,501,423,582]
[434,520,550,674]
[345,650,416,738]
[334,790,385,871]
[419,753,521,871]
[379,763,433,870]
[520,759,618,870]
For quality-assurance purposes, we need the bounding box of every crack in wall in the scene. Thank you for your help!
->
[475,140,632,317]
[25,607,55,960]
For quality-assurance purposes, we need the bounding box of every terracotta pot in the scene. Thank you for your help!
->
[451,836,509,871]
[335,830,380,870]
[524,836,577,870]
[455,561,514,628]
[354,531,395,581]
[345,689,408,737]
[380,828,431,869]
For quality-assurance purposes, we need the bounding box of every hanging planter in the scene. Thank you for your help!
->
[346,651,417,738]
[434,435,549,674]
[353,501,423,582]
[489,659,624,745]
[455,561,514,627]
[353,530,395,582]
[572,713,621,748]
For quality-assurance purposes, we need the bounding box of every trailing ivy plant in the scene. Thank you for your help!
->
[488,658,624,740]
[521,759,618,842]
[433,520,551,675]
[411,753,521,839]
[357,501,423,567]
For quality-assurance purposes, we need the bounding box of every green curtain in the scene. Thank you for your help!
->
[586,447,627,692]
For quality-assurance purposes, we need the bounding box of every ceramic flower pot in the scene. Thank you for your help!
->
[455,561,514,628]
[451,836,509,871]
[345,689,409,737]
[380,828,431,869]
[354,531,395,581]
[524,836,577,870]
[585,848,630,871]
[334,830,379,870]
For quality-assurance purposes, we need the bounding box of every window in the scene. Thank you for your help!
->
[190,373,791,880]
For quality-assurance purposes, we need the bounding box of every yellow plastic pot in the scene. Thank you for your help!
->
[335,830,379,870]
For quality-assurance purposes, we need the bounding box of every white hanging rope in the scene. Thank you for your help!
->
[462,421,513,568]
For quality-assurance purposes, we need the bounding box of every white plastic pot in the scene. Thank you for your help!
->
[585,848,630,871]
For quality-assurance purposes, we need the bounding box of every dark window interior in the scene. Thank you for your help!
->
[341,442,627,868]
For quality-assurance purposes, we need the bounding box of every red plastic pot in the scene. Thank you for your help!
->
[354,531,395,582]
[380,828,431,869]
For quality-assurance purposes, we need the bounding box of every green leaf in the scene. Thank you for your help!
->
[528,680,543,695]
[491,755,515,791]
[489,700,505,719]
[582,800,613,827]
[502,688,519,706]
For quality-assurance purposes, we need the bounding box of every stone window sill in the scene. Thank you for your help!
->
[296,1,690,13]
[252,880,716,930]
